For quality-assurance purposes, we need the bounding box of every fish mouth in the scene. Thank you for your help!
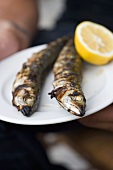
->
[59,95,85,117]
[49,87,85,117]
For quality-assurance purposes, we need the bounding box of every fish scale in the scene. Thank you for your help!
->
[49,39,86,116]
[12,36,70,116]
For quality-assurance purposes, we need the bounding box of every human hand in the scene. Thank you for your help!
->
[78,104,113,131]
[0,20,29,60]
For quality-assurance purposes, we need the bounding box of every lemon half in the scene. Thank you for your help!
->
[74,21,113,65]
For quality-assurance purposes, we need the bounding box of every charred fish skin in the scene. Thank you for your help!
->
[49,39,86,117]
[12,36,70,116]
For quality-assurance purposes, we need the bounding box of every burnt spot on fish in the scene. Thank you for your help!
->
[69,91,80,97]
[28,74,37,82]
[48,87,63,99]
[68,109,71,112]
[21,106,32,116]
[79,107,85,117]
[48,90,56,99]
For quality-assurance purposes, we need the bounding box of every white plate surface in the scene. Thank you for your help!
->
[1,45,113,125]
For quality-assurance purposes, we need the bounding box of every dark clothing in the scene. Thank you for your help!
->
[59,0,113,31]
[34,0,113,45]
[0,0,113,169]
[0,114,82,170]
[0,122,68,170]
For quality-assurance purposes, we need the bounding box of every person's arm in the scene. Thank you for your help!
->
[0,0,38,60]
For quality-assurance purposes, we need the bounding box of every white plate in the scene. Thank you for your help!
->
[1,45,113,125]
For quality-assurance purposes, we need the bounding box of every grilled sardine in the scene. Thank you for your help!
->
[12,36,69,116]
[49,39,86,116]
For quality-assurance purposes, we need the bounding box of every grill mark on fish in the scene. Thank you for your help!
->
[49,39,86,116]
[12,36,70,116]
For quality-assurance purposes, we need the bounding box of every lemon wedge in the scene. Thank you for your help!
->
[74,21,113,65]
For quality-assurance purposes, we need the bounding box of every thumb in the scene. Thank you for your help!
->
[0,21,30,60]
[0,29,21,60]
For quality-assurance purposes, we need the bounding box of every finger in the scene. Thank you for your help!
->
[83,122,113,131]
[78,104,113,131]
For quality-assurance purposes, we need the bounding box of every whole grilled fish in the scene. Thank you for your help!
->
[49,39,86,116]
[12,36,69,116]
